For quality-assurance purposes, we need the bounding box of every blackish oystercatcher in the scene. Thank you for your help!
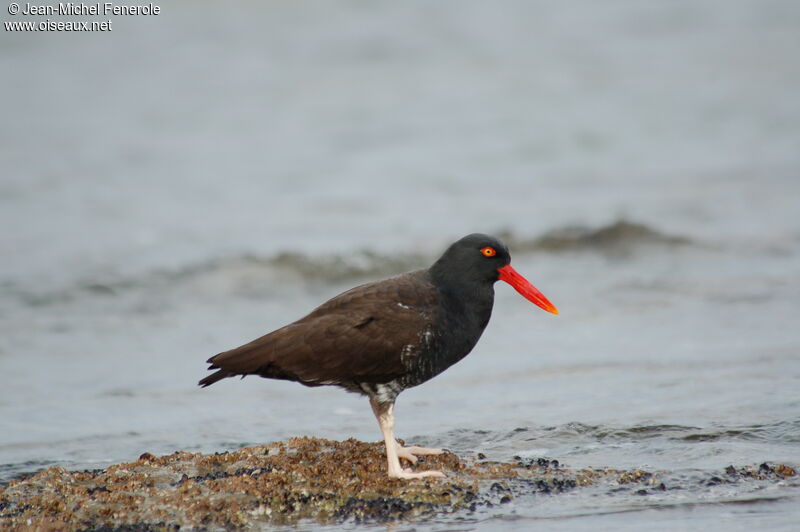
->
[199,233,558,479]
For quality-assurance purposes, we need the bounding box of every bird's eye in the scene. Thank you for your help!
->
[481,246,497,257]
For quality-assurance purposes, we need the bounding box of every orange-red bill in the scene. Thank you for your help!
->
[497,264,559,315]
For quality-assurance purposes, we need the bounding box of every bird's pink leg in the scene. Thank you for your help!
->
[369,398,445,479]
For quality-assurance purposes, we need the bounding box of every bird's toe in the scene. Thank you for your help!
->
[391,469,446,480]
[403,445,444,456]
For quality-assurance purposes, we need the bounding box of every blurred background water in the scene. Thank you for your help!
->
[1,1,799,529]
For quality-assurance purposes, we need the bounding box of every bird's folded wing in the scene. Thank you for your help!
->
[206,272,438,385]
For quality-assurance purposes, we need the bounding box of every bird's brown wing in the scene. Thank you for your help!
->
[200,271,439,387]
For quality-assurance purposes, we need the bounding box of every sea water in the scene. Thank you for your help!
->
[1,1,799,529]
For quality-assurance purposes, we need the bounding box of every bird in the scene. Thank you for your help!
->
[199,233,558,479]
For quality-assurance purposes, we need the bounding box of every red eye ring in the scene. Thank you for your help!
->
[481,246,497,257]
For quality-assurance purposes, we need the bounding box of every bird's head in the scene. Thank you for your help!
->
[431,233,559,315]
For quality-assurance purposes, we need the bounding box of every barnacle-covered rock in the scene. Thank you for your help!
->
[0,437,795,530]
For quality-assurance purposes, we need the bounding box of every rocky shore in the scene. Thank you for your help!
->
[1,437,795,530]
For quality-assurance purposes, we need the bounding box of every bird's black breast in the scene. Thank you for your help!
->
[393,280,496,390]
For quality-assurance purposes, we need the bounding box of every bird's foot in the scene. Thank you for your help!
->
[395,442,444,465]
[389,467,446,480]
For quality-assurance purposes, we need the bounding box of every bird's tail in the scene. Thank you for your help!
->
[198,369,233,388]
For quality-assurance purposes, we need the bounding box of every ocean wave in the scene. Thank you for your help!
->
[499,219,692,254]
[180,219,690,283]
[438,420,800,450]
[6,219,692,308]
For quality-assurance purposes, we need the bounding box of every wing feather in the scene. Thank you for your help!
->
[201,271,438,387]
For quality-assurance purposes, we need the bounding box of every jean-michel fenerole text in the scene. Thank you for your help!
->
[20,2,160,16]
